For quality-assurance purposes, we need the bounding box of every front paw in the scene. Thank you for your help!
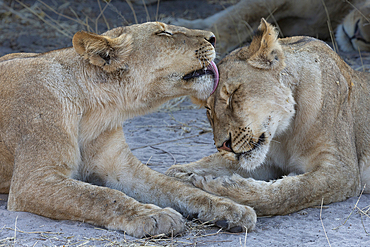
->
[197,196,257,233]
[191,174,244,196]
[165,164,197,182]
[108,205,185,238]
[191,174,223,194]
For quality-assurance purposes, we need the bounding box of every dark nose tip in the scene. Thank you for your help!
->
[219,139,232,152]
[207,35,216,47]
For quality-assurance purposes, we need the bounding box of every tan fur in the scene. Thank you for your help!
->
[170,0,370,56]
[0,22,257,238]
[166,19,370,217]
[336,1,370,52]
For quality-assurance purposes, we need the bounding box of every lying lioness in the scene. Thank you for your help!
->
[0,22,256,238]
[167,19,370,216]
[170,0,370,56]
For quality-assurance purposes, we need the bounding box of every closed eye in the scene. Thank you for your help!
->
[157,30,173,36]
[228,90,236,107]
[228,86,240,108]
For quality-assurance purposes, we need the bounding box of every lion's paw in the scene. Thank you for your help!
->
[191,174,225,193]
[202,197,257,233]
[165,164,198,182]
[108,205,185,238]
[191,174,247,195]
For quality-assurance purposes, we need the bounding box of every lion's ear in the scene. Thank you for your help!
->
[245,18,285,70]
[73,31,133,72]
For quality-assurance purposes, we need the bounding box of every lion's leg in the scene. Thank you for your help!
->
[8,131,184,238]
[9,171,184,238]
[165,153,239,182]
[166,153,284,182]
[190,162,361,216]
[82,127,257,232]
[172,0,297,56]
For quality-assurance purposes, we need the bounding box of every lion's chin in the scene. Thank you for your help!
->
[183,61,219,96]
[191,75,218,100]
[236,146,270,172]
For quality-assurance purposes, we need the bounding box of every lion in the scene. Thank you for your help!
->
[166,19,370,217]
[170,0,370,56]
[0,22,257,238]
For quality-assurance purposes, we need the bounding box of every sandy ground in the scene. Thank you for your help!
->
[0,0,370,246]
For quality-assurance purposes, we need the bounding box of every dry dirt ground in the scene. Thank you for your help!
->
[0,0,369,246]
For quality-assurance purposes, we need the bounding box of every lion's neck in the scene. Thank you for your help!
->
[73,59,172,141]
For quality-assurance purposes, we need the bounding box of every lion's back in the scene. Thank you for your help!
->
[279,36,335,55]
[0,52,39,63]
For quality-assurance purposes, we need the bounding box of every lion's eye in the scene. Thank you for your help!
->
[228,94,232,106]
[228,87,239,108]
[228,92,234,107]
[157,30,173,36]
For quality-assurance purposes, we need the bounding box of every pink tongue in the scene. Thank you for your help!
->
[207,61,219,95]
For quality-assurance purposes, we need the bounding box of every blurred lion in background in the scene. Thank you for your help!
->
[167,0,370,56]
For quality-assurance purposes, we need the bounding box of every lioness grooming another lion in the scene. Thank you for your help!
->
[167,19,370,216]
[0,22,257,237]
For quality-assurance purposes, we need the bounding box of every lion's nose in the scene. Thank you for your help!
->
[219,139,232,152]
[206,35,216,47]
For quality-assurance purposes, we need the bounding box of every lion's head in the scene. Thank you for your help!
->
[72,22,219,106]
[206,19,295,170]
[336,2,370,52]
